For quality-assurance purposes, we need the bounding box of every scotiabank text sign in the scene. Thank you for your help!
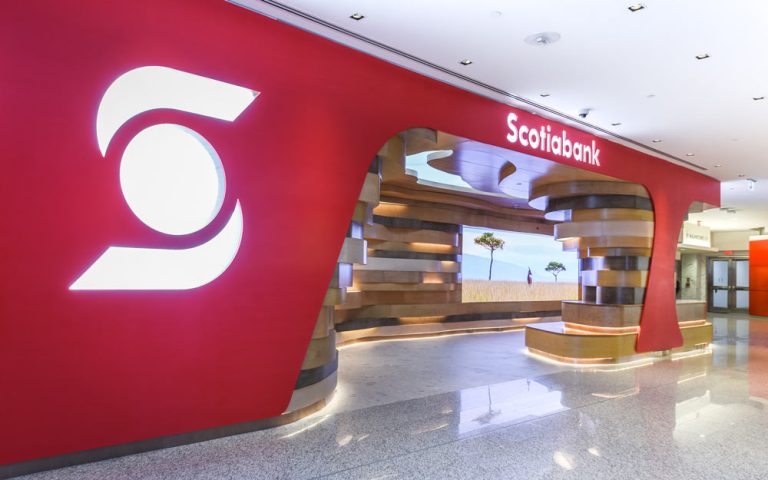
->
[506,112,601,166]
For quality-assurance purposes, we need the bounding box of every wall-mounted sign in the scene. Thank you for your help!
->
[681,222,711,248]
[506,112,601,166]
[2,0,720,470]
[70,66,256,290]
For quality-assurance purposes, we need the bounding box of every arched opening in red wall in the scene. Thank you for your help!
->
[310,128,675,414]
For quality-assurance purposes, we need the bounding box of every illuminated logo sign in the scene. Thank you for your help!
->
[506,113,601,166]
[70,66,257,290]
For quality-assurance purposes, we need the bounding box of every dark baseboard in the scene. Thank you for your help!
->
[336,310,561,332]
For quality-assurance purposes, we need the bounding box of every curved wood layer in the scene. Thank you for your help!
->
[585,247,653,258]
[581,270,649,288]
[554,220,654,241]
[526,321,712,362]
[546,195,653,215]
[354,282,457,292]
[580,256,650,271]
[530,180,650,205]
[569,208,654,222]
[561,300,706,327]
[354,257,460,273]
[585,286,646,304]
[335,300,562,322]
[336,317,552,346]
[375,192,553,235]
[562,236,654,251]
[366,240,459,254]
[364,223,459,245]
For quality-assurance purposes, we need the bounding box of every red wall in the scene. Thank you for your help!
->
[1,0,719,465]
[749,239,768,316]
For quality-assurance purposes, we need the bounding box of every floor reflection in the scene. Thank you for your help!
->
[20,314,768,480]
[712,315,750,368]
[458,379,565,434]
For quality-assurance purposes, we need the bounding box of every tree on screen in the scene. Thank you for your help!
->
[474,232,505,280]
[545,261,566,282]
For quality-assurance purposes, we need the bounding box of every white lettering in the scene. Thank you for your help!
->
[519,125,529,147]
[505,112,603,166]
[529,127,540,149]
[592,140,601,166]
[563,132,572,159]
[506,113,518,143]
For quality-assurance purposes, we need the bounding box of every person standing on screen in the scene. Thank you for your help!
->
[527,267,533,286]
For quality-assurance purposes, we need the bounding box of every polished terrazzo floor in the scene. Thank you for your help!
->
[21,314,768,479]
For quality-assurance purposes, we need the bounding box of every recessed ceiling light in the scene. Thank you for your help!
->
[524,32,561,47]
[540,93,551,97]
[646,94,656,99]
[459,59,473,66]
[714,164,722,168]
[652,139,662,143]
[628,4,645,12]
[695,53,710,60]
[350,13,365,20]
[754,96,765,101]
[491,10,503,17]
[685,153,695,157]
[611,122,622,126]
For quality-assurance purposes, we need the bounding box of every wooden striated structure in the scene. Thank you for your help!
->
[282,128,712,420]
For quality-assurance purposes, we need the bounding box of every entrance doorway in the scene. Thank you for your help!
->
[708,257,749,313]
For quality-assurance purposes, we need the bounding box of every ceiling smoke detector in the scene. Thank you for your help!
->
[524,32,561,47]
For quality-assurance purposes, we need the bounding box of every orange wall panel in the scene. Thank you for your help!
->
[749,239,768,316]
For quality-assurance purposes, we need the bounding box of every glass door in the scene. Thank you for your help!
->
[734,259,750,311]
[709,258,749,313]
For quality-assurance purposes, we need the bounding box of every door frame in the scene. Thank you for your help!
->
[707,256,749,313]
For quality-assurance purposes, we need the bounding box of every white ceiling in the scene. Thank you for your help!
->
[234,0,768,231]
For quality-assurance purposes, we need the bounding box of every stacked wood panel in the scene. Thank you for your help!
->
[525,180,712,362]
[355,213,463,306]
[333,136,561,336]
[536,180,654,306]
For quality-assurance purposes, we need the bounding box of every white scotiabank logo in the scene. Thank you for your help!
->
[70,66,258,290]
[506,112,601,166]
